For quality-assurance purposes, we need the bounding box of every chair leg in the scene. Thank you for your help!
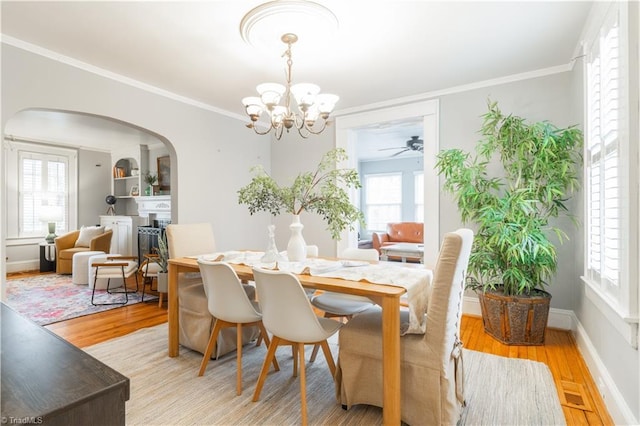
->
[298,342,308,426]
[292,344,298,377]
[236,323,243,395]
[158,292,163,308]
[91,266,129,306]
[257,323,279,371]
[198,319,222,376]
[310,344,320,362]
[320,340,337,378]
[253,336,280,402]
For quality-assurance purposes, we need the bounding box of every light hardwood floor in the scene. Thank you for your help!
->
[10,272,612,425]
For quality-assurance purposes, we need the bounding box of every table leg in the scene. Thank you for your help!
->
[168,263,179,357]
[381,295,401,425]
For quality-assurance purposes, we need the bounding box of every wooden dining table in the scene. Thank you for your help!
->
[168,256,408,425]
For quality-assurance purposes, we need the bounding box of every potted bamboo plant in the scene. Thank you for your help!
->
[435,100,582,345]
[238,148,364,260]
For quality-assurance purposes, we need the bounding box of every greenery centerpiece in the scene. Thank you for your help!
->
[238,148,364,259]
[435,100,582,344]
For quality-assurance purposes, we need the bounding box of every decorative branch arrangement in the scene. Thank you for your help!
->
[238,148,364,240]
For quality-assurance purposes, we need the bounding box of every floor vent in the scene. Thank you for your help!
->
[559,381,592,411]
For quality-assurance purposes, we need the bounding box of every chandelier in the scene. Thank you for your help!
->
[242,33,339,140]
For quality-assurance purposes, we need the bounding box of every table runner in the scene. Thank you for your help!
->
[196,251,432,334]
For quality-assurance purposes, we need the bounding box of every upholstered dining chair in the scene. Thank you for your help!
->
[335,229,474,425]
[197,260,278,395]
[166,223,259,358]
[252,267,342,426]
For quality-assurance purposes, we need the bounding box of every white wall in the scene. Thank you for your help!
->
[78,149,112,227]
[1,43,271,273]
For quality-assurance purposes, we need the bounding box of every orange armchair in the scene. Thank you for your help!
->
[372,222,424,259]
[54,228,113,274]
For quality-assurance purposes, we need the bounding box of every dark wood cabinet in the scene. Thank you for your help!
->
[1,303,129,425]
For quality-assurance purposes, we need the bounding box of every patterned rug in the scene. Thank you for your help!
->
[4,274,156,325]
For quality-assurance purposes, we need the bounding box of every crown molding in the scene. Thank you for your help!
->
[334,62,573,118]
[1,35,247,123]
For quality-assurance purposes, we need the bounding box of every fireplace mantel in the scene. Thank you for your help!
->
[134,195,171,220]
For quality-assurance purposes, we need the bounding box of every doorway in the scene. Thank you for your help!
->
[335,99,440,267]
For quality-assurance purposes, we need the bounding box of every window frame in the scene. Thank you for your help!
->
[4,140,78,246]
[580,1,639,347]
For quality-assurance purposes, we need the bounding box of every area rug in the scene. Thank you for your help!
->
[85,323,566,425]
[4,274,156,326]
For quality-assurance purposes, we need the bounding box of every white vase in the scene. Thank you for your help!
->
[287,215,307,262]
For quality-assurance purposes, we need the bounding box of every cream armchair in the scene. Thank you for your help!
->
[335,229,473,425]
[166,223,259,358]
[54,227,113,274]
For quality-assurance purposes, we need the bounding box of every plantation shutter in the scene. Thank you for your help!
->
[19,151,68,237]
[586,10,620,289]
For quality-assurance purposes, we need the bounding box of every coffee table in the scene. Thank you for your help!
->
[380,243,424,263]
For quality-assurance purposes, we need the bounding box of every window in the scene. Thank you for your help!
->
[364,173,402,231]
[5,141,77,242]
[19,152,68,236]
[414,172,424,222]
[585,7,620,293]
[582,2,638,346]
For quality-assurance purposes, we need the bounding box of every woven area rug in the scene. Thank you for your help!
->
[85,323,565,425]
[4,274,156,325]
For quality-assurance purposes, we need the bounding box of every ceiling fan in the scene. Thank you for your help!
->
[379,136,424,157]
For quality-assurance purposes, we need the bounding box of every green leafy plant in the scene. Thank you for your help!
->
[152,232,169,273]
[143,171,157,186]
[238,148,364,240]
[435,100,583,296]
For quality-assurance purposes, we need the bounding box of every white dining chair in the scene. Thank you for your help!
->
[308,247,378,362]
[166,223,259,358]
[310,247,378,319]
[197,260,278,395]
[251,267,342,426]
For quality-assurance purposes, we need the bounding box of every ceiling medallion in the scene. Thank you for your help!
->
[239,0,339,49]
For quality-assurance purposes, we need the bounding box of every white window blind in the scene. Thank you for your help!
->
[364,173,402,231]
[586,9,620,291]
[19,150,68,237]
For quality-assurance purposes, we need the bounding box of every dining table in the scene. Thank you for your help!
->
[168,254,427,425]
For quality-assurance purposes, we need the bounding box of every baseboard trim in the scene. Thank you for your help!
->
[462,295,636,425]
[6,260,39,274]
[572,314,638,425]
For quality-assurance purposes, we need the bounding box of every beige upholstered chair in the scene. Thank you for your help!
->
[335,229,474,425]
[252,268,342,426]
[166,223,259,358]
[197,260,278,395]
[55,227,113,274]
[310,247,379,319]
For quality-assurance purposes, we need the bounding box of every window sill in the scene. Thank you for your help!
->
[6,237,47,247]
[581,276,639,348]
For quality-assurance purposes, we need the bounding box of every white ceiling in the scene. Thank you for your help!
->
[1,1,592,159]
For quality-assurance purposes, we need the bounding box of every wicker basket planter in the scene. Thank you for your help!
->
[478,288,551,345]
